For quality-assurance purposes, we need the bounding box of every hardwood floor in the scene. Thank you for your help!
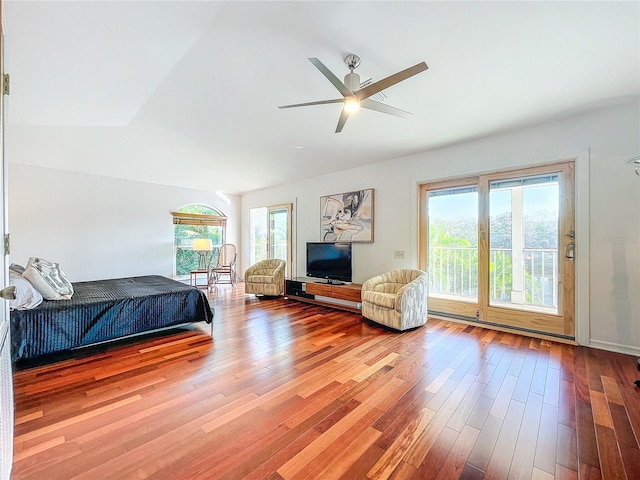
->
[11,284,640,479]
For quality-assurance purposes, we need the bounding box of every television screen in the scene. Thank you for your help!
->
[306,242,352,283]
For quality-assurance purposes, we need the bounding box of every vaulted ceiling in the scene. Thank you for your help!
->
[5,1,639,194]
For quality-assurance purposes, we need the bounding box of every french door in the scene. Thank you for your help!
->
[419,162,575,339]
[249,204,292,277]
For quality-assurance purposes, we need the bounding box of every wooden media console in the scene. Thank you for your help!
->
[285,277,362,313]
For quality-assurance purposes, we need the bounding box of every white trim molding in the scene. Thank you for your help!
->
[589,339,640,357]
[573,148,590,346]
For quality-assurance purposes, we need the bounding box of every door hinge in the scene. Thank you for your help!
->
[3,234,9,255]
[2,74,10,95]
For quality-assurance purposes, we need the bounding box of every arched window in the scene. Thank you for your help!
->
[172,205,226,277]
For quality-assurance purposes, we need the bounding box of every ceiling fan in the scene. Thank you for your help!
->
[278,54,428,133]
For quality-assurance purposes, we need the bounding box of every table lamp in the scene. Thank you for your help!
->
[193,238,213,270]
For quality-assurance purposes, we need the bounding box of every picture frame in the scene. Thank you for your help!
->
[320,188,374,242]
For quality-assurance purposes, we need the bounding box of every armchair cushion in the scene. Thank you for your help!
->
[246,274,276,284]
[362,290,396,309]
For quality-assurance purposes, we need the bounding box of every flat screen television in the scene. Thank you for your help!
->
[306,242,352,284]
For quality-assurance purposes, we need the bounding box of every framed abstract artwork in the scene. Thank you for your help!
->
[320,188,374,242]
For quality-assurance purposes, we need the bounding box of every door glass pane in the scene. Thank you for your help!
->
[269,208,289,261]
[489,174,559,313]
[428,186,478,301]
[250,207,268,265]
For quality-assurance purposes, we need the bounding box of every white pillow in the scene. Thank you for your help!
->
[22,257,74,300]
[9,263,25,275]
[9,270,43,310]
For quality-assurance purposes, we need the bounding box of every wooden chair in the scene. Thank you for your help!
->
[208,244,237,289]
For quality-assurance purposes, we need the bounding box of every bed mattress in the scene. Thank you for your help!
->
[10,275,213,362]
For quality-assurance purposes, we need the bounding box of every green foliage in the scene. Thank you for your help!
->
[429,187,558,308]
[489,250,512,301]
[175,248,200,276]
[430,218,557,307]
[525,211,558,248]
[179,205,217,215]
[429,220,477,248]
[429,225,478,296]
[490,212,512,248]
[429,224,473,248]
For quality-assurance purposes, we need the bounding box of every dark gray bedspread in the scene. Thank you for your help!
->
[10,275,214,362]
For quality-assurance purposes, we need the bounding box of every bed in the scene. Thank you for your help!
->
[10,275,214,362]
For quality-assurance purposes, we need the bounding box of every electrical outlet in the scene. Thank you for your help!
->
[394,250,405,259]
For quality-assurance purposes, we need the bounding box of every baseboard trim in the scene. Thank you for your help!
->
[427,315,640,356]
[428,313,578,346]
[587,340,640,357]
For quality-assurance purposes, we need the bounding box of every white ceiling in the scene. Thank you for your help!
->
[4,1,639,195]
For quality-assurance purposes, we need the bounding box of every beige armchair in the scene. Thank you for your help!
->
[244,259,286,296]
[361,269,429,331]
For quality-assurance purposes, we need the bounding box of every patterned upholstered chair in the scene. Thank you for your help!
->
[244,259,286,296]
[361,269,429,331]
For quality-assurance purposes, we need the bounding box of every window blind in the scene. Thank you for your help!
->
[171,212,227,227]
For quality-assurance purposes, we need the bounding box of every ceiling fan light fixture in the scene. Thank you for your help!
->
[344,97,360,113]
[278,55,428,132]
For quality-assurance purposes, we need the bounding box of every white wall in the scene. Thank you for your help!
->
[8,165,240,282]
[241,98,640,354]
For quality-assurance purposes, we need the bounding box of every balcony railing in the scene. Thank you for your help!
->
[429,246,558,309]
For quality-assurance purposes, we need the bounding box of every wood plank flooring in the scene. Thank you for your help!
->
[11,284,640,479]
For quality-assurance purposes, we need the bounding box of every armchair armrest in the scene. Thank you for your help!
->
[396,273,428,297]
[273,261,285,284]
[397,272,429,313]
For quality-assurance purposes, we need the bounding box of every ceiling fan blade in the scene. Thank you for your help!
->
[335,108,350,133]
[308,58,353,98]
[278,98,344,109]
[356,62,428,101]
[360,99,412,118]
